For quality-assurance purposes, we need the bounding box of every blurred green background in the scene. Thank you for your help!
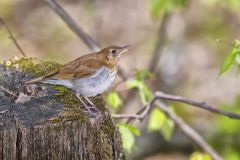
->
[0,0,240,159]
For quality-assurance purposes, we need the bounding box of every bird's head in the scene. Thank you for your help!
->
[99,45,129,61]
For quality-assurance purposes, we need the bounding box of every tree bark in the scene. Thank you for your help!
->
[0,58,125,160]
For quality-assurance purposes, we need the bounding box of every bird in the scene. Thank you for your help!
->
[25,45,129,114]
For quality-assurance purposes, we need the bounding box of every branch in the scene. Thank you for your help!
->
[155,92,240,119]
[111,114,142,119]
[0,17,26,57]
[119,13,171,113]
[117,67,129,81]
[43,0,129,80]
[43,0,99,52]
[155,100,222,160]
[112,96,156,121]
[112,92,224,160]
[0,85,18,98]
[148,12,170,72]
[0,110,8,114]
[116,91,240,121]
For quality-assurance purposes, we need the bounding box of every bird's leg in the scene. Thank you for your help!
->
[84,97,100,113]
[76,93,94,114]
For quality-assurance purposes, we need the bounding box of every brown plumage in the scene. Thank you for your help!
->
[25,46,127,84]
[25,45,129,115]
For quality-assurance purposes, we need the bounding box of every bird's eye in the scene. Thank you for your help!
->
[111,49,117,55]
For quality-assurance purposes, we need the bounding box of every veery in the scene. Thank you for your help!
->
[25,45,129,114]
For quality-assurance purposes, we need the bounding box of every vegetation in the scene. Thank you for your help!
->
[0,0,240,159]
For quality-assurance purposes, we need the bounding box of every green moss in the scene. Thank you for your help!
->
[103,115,115,135]
[4,57,108,123]
[1,58,124,157]
[88,96,107,112]
[18,57,61,77]
[5,57,61,77]
[53,85,79,106]
[53,86,107,113]
[50,84,89,122]
[48,109,86,124]
[9,57,87,122]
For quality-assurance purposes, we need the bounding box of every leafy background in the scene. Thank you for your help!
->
[0,0,240,159]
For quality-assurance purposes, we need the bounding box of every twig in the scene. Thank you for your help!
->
[0,86,18,98]
[120,13,171,113]
[117,91,240,121]
[117,67,129,81]
[0,110,8,114]
[111,114,142,119]
[43,0,128,79]
[155,100,222,160]
[148,12,170,72]
[155,91,240,119]
[43,0,99,52]
[0,17,26,57]
[112,92,224,160]
[112,96,157,121]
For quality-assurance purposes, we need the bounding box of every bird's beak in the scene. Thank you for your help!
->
[119,45,130,54]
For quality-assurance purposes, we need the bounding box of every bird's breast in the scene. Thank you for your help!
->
[73,67,116,97]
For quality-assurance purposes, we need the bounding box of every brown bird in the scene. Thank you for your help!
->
[25,45,129,114]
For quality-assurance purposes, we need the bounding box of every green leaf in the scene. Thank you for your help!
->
[117,123,140,152]
[235,39,240,46]
[235,53,240,64]
[148,108,175,140]
[118,124,135,152]
[106,92,122,109]
[148,108,166,131]
[148,0,186,18]
[139,88,148,105]
[160,117,174,140]
[223,148,240,160]
[126,79,141,89]
[135,69,153,81]
[123,123,141,136]
[189,152,212,160]
[220,47,239,75]
[140,82,152,104]
[126,79,152,105]
[149,0,166,18]
[217,0,240,11]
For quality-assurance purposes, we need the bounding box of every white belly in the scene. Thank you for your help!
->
[43,67,116,97]
[73,67,116,96]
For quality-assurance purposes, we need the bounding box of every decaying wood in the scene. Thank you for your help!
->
[0,59,125,160]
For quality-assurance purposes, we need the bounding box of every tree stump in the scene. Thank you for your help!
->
[0,58,125,160]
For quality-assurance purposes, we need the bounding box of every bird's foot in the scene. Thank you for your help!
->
[84,97,100,112]
[81,104,96,116]
[76,94,101,117]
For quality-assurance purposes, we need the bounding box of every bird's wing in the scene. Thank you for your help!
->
[49,57,106,80]
[25,53,107,84]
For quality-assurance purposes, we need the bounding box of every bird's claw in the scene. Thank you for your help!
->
[82,106,100,117]
[76,94,101,117]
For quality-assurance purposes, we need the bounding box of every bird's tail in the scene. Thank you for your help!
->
[24,76,45,84]
[24,71,57,85]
